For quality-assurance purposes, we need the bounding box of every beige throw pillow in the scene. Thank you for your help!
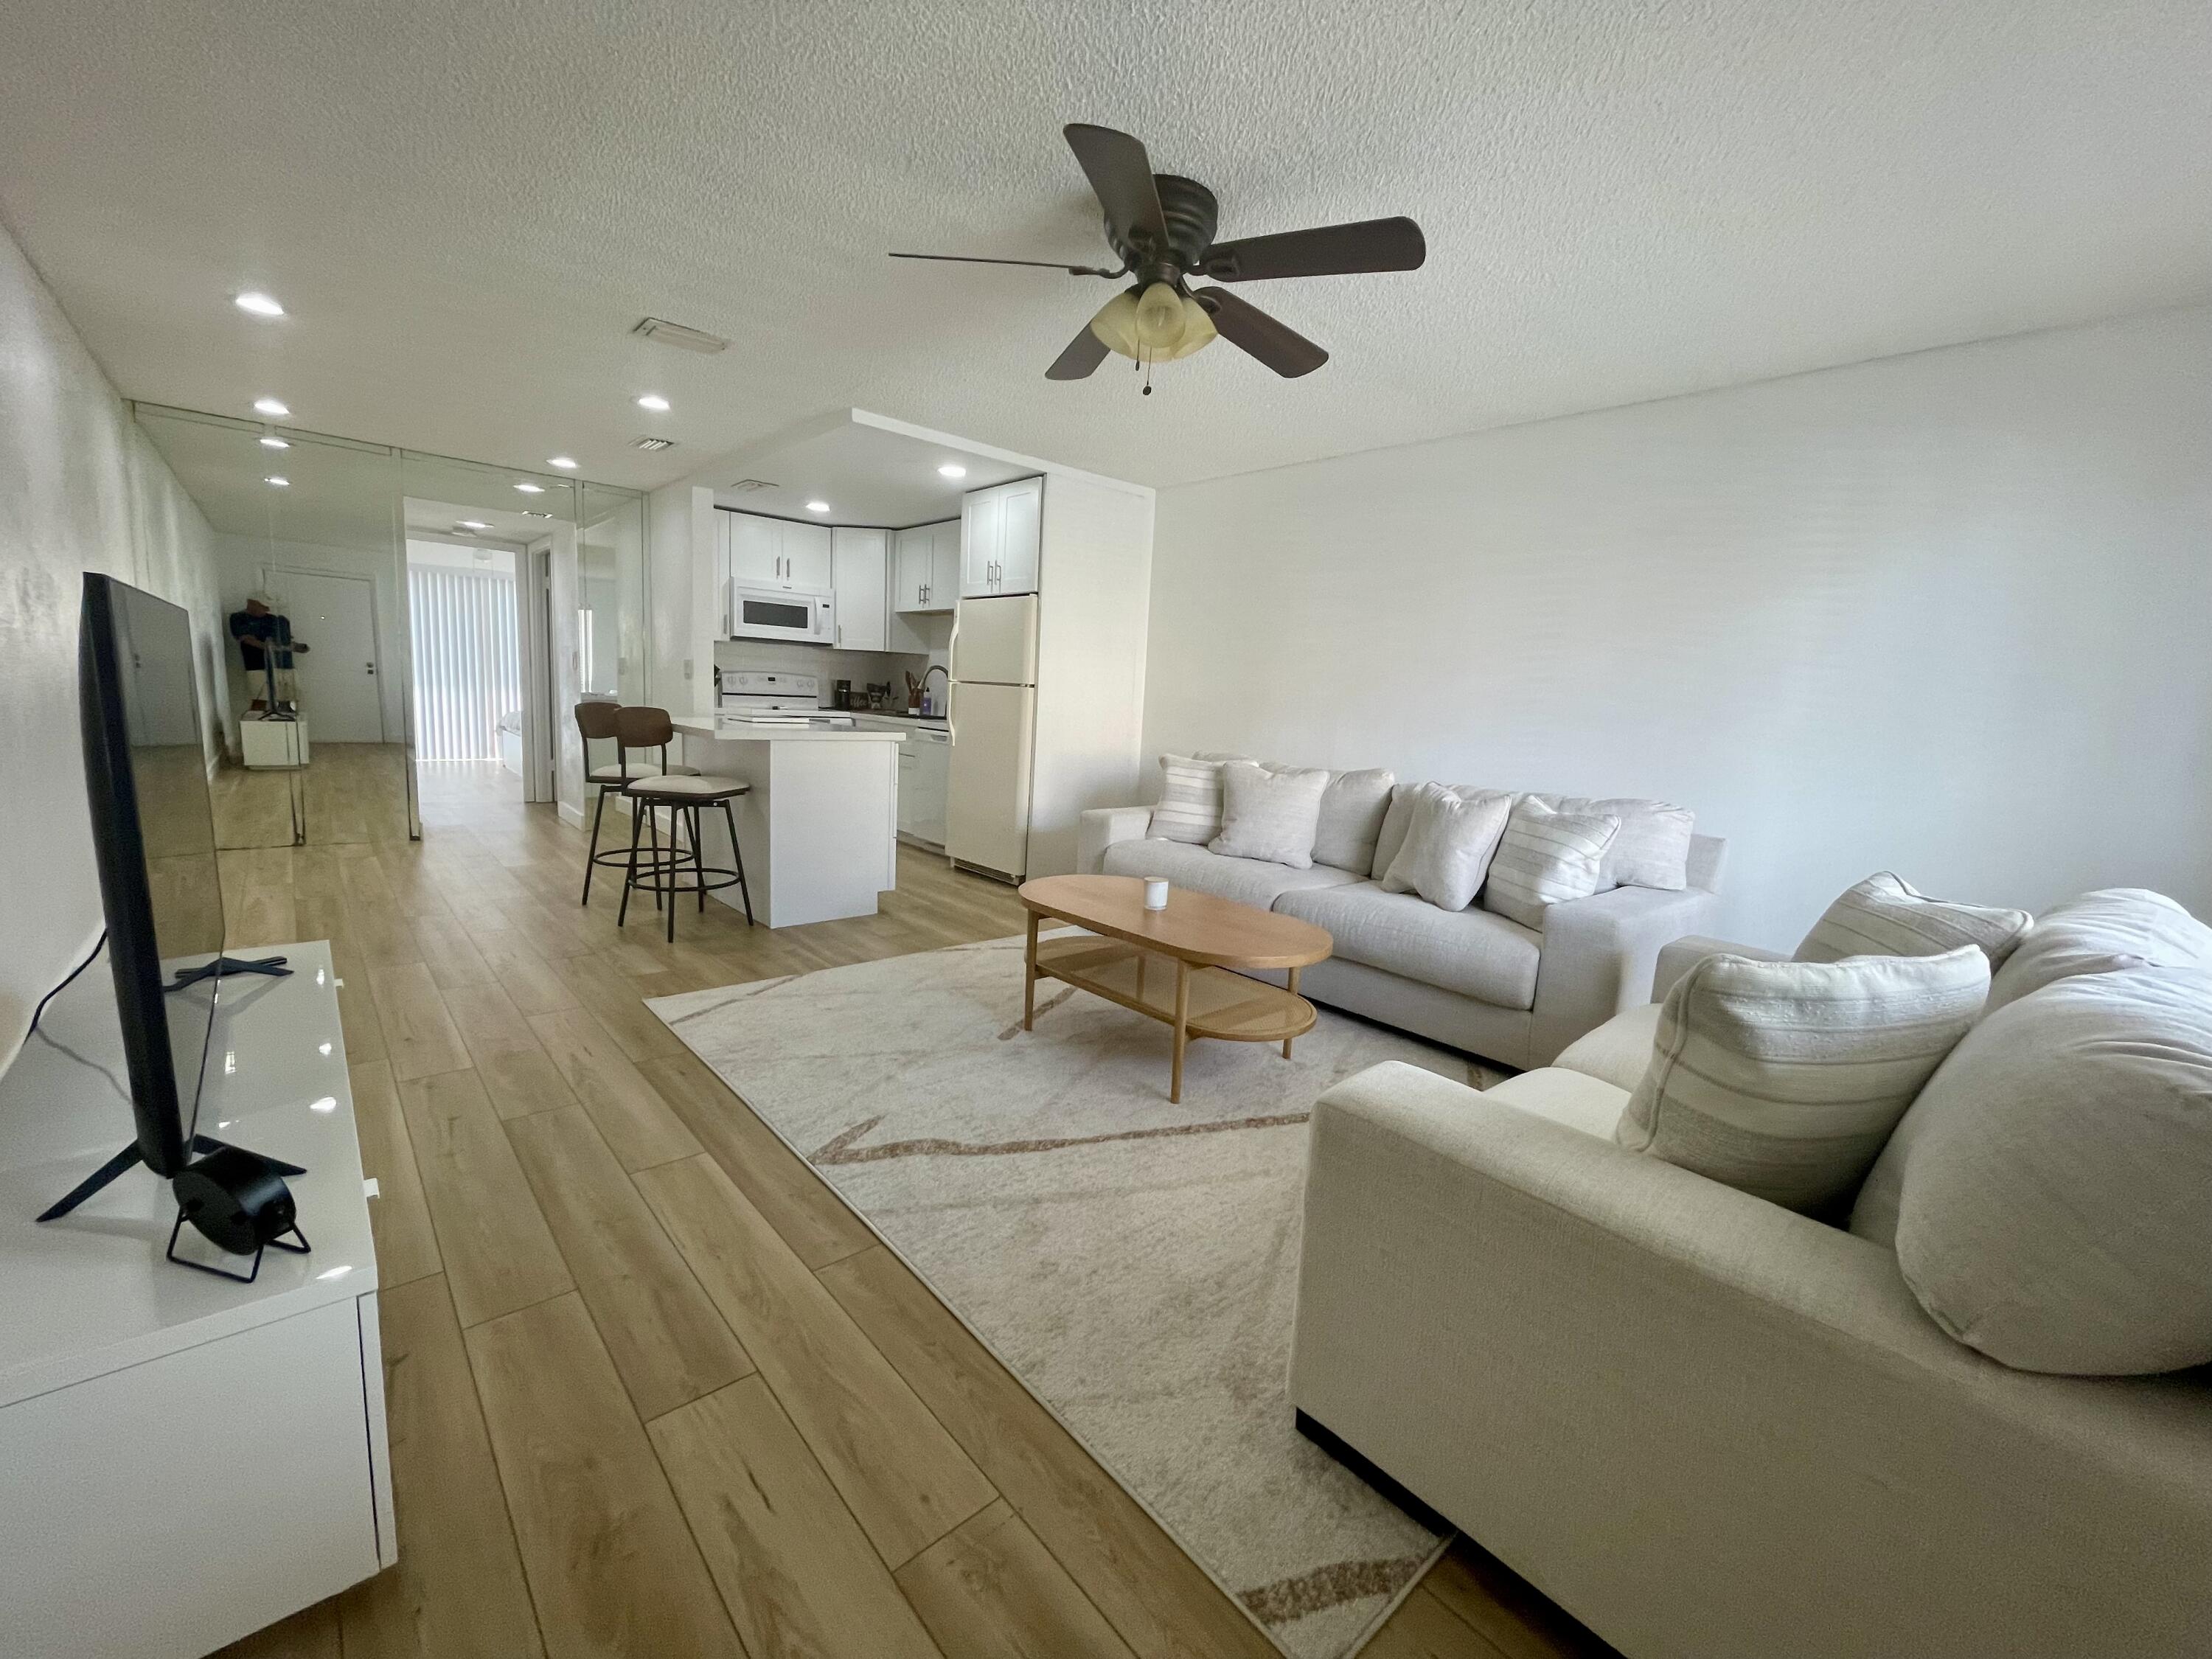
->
[1526,795,1696,891]
[1795,872,2030,968]
[1310,768,1395,872]
[1617,945,1990,1213]
[1208,762,1328,869]
[1378,783,1512,910]
[1986,888,2212,1012]
[1147,754,1225,844]
[1481,799,1620,929]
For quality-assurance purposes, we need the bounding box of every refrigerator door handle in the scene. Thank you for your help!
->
[946,679,956,742]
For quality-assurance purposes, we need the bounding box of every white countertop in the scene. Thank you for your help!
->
[675,714,906,742]
[846,710,949,728]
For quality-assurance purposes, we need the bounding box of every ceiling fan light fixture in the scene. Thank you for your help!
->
[1088,287,1216,365]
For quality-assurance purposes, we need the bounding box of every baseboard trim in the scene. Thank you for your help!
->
[1293,1410,1454,1534]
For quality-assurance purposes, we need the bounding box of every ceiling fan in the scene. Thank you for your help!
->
[889,123,1426,391]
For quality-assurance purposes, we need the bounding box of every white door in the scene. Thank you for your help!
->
[727,513,780,584]
[996,476,1043,594]
[831,527,888,651]
[269,567,383,741]
[782,521,833,590]
[946,681,1034,877]
[952,594,1039,686]
[961,488,1001,597]
[930,521,963,611]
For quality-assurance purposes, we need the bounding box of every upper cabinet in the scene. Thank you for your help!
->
[830,527,888,652]
[894,519,961,613]
[723,511,833,591]
[961,476,1043,599]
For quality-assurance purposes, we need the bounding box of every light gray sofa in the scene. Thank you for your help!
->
[1077,805,1726,1068]
[1291,931,2212,1658]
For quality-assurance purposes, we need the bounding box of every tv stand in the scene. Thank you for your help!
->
[0,939,393,1658]
[33,1134,308,1223]
[167,953,291,991]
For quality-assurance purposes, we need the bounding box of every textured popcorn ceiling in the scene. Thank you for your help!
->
[2,1,2207,492]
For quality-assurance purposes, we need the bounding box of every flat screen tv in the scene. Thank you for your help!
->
[38,575,236,1219]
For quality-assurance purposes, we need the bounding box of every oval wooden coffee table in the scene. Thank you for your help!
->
[1017,874,1335,1102]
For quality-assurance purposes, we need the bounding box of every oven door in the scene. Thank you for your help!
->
[728,583,833,644]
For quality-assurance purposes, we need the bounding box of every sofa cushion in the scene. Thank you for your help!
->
[1276,882,1542,1009]
[1526,795,1696,891]
[1210,762,1328,868]
[1795,872,2031,969]
[1616,946,1990,1213]
[1101,838,1362,910]
[1378,783,1512,911]
[1311,768,1396,874]
[1482,1068,1631,1140]
[1881,967,2212,1375]
[1554,1001,1663,1093]
[1481,799,1620,930]
[1986,888,2212,1012]
[1147,754,1227,844]
[1370,781,1497,880]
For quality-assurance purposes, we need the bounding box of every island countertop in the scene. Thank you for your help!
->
[672,714,907,743]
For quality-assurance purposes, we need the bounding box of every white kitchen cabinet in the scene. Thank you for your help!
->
[831,527,889,651]
[961,476,1043,598]
[724,512,834,591]
[782,519,832,591]
[894,519,961,613]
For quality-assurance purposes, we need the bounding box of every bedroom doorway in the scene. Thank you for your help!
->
[405,536,527,812]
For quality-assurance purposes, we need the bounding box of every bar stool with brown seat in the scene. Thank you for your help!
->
[577,700,698,904]
[611,706,754,940]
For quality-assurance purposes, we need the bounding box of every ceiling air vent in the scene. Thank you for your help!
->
[632,316,729,355]
[723,478,776,493]
[631,436,678,451]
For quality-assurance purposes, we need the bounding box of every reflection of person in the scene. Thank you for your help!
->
[229,589,310,717]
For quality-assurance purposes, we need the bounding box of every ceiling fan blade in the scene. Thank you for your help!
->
[1062,124,1169,253]
[1045,324,1111,380]
[1201,216,1427,282]
[1193,288,1327,378]
[889,251,1122,277]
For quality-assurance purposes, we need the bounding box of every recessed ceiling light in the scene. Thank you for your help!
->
[514,481,545,493]
[234,291,285,318]
[259,435,290,449]
[253,397,290,417]
[457,519,492,531]
[635,393,670,412]
[937,463,967,479]
[264,476,290,487]
[804,500,830,513]
[546,455,578,470]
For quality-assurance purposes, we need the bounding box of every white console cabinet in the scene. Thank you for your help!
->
[0,940,392,1658]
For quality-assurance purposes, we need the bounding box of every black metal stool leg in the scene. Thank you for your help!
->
[665,801,684,943]
[618,793,644,927]
[723,799,754,926]
[647,799,662,911]
[692,804,706,914]
[582,785,608,905]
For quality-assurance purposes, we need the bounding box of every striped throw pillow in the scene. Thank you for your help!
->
[1616,945,1990,1212]
[1796,873,2031,968]
[1480,799,1621,929]
[1147,754,1226,844]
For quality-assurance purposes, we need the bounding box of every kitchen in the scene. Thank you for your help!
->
[649,411,1152,925]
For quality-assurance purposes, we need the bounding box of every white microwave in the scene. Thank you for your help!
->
[727,581,835,645]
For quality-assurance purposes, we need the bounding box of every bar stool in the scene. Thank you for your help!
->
[577,700,697,904]
[612,706,754,941]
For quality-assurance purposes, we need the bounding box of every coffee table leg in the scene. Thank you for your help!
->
[1171,959,1190,1103]
[1284,967,1301,1059]
[1023,913,1040,1031]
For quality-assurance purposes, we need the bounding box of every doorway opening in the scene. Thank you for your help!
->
[405,535,526,818]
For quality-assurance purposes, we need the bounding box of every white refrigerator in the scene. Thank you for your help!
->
[945,594,1039,880]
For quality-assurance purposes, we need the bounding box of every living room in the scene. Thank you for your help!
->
[2,6,2209,1659]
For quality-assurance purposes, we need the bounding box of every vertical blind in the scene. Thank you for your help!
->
[408,564,521,762]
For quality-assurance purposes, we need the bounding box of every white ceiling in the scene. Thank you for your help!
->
[709,419,1034,526]
[5,2,2208,494]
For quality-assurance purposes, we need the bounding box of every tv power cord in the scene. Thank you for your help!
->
[27,931,108,1037]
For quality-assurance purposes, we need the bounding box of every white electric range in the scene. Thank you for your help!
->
[714,669,855,728]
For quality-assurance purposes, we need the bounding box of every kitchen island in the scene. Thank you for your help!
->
[671,715,906,928]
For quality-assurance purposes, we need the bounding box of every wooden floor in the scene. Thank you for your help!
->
[213,762,1609,1659]
[213,740,412,849]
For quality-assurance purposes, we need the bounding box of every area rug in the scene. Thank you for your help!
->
[647,933,1504,1659]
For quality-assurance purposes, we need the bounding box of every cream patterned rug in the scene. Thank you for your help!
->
[648,933,1503,1659]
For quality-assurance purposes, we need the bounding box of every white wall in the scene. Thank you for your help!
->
[0,219,232,1065]
[215,534,409,743]
[1144,306,2212,946]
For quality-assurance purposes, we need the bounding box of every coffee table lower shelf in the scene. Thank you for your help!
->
[1026,933,1317,1102]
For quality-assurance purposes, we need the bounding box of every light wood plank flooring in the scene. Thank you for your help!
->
[214,764,1610,1659]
